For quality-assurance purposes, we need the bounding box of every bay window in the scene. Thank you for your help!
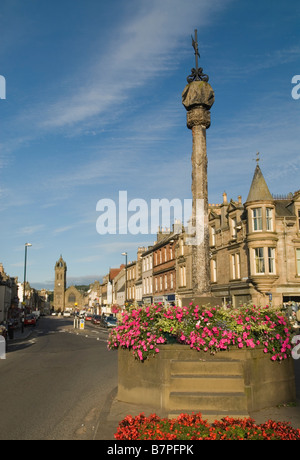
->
[252,208,262,231]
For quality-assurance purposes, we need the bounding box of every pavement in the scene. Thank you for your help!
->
[94,392,300,440]
[8,323,300,440]
[7,324,35,343]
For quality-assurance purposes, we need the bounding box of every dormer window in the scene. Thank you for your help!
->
[231,217,237,238]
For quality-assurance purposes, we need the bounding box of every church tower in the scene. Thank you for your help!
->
[54,256,67,312]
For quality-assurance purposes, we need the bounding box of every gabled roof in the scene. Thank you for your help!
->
[109,265,124,281]
[246,165,273,203]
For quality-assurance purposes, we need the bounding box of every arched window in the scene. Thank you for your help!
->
[68,293,76,304]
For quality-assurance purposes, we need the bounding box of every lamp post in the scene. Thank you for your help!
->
[23,243,32,306]
[122,252,128,305]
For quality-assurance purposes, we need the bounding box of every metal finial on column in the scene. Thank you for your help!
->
[187,29,209,83]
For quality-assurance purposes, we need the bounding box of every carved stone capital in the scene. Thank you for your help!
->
[186,107,211,129]
[182,81,215,111]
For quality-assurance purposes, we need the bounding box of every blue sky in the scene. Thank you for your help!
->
[0,0,300,290]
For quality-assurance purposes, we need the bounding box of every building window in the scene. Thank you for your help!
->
[298,210,300,232]
[231,217,237,238]
[68,294,76,304]
[210,226,216,246]
[160,276,162,291]
[155,278,158,292]
[236,253,241,279]
[231,254,236,279]
[180,266,186,287]
[231,253,241,280]
[254,247,265,274]
[253,247,276,275]
[297,249,300,276]
[165,275,168,290]
[211,259,217,282]
[170,272,174,289]
[180,239,184,256]
[170,246,173,260]
[266,208,273,231]
[268,248,275,274]
[252,208,262,231]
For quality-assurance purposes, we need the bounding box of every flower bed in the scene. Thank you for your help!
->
[115,412,300,440]
[108,303,293,362]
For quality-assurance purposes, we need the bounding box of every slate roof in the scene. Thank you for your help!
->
[246,165,273,202]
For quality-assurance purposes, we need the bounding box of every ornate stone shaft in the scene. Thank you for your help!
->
[182,78,215,296]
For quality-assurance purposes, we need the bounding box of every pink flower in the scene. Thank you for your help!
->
[138,350,143,361]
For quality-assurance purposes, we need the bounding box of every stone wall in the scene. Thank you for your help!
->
[118,345,296,419]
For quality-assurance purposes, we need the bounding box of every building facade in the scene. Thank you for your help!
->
[152,228,178,306]
[141,247,153,304]
[208,165,300,308]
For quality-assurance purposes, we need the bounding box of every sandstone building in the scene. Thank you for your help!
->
[53,256,67,312]
[207,164,300,308]
[53,256,87,312]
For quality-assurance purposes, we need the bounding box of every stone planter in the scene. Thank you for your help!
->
[117,345,296,419]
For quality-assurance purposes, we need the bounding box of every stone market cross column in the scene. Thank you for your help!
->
[182,30,215,297]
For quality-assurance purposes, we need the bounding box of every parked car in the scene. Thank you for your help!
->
[24,315,36,326]
[91,315,101,325]
[100,315,117,328]
[63,311,71,317]
[85,313,93,321]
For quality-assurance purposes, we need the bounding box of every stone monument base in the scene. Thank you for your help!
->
[117,345,296,421]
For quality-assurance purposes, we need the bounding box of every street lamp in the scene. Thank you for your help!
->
[121,252,128,305]
[23,243,32,305]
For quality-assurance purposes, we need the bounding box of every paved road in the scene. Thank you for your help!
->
[0,316,117,440]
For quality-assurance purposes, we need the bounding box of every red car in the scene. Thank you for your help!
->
[85,314,93,321]
[91,315,101,325]
[24,315,36,326]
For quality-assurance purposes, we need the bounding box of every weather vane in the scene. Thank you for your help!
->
[253,152,260,164]
[187,29,209,83]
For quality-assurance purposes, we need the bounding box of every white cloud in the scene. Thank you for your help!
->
[17,224,45,235]
[30,0,230,132]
